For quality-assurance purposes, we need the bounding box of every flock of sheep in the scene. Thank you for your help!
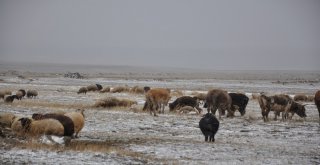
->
[0,83,319,144]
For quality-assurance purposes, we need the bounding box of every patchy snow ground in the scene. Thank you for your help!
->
[0,74,319,164]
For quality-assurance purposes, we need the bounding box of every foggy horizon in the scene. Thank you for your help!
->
[1,0,320,70]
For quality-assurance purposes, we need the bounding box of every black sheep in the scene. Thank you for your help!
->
[199,113,219,142]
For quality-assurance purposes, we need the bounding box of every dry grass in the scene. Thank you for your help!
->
[93,97,137,108]
[11,99,90,110]
[111,86,130,93]
[129,86,144,94]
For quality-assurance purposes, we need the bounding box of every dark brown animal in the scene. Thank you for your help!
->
[143,88,171,116]
[32,113,75,137]
[205,89,232,119]
[199,113,219,142]
[314,90,320,122]
[228,93,249,116]
[169,96,202,113]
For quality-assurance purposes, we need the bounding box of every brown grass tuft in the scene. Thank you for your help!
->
[94,97,137,108]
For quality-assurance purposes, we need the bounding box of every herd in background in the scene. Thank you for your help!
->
[0,83,319,143]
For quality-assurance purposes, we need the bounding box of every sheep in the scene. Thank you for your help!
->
[86,84,99,92]
[4,95,16,103]
[64,109,85,138]
[293,94,308,102]
[96,84,103,91]
[15,89,26,100]
[100,87,111,93]
[177,106,200,114]
[27,89,38,98]
[0,89,12,99]
[129,86,144,94]
[0,112,16,128]
[17,117,64,137]
[32,113,75,137]
[206,89,232,119]
[94,97,137,108]
[77,87,88,94]
[111,86,130,93]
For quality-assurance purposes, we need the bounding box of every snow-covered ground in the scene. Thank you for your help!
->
[0,74,319,164]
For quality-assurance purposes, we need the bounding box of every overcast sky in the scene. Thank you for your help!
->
[1,0,319,70]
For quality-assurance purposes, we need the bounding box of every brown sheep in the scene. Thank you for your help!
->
[77,87,88,94]
[64,109,85,138]
[143,88,171,116]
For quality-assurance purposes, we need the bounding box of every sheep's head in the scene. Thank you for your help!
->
[18,118,32,131]
[32,113,43,120]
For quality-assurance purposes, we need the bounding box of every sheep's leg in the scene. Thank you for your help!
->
[205,135,208,142]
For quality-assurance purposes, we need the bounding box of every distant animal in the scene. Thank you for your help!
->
[199,113,219,142]
[0,89,12,99]
[4,95,16,103]
[314,90,320,122]
[169,96,202,113]
[258,94,272,122]
[205,89,232,119]
[77,87,88,94]
[0,112,16,128]
[293,94,308,102]
[64,109,85,138]
[32,113,75,137]
[15,89,26,100]
[27,90,38,98]
[86,84,102,92]
[228,93,249,116]
[100,87,111,93]
[143,88,171,116]
[96,84,103,91]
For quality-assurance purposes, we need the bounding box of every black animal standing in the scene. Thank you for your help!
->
[199,113,219,142]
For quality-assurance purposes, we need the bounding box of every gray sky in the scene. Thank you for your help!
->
[1,0,319,70]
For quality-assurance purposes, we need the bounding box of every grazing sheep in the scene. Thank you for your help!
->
[111,86,130,93]
[32,113,75,137]
[15,89,26,100]
[86,84,99,92]
[143,88,171,116]
[100,87,111,93]
[27,90,38,98]
[199,113,219,142]
[228,93,249,116]
[206,89,232,119]
[0,89,12,99]
[94,97,137,108]
[130,86,144,94]
[178,106,200,114]
[4,95,16,103]
[64,109,85,138]
[294,94,308,102]
[77,87,88,94]
[17,118,64,137]
[169,96,202,113]
[0,112,16,128]
[96,84,103,91]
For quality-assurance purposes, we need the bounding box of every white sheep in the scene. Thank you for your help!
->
[64,109,85,138]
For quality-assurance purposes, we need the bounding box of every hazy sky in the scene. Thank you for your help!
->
[1,0,319,70]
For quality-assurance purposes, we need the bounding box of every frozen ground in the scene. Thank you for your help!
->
[0,68,319,164]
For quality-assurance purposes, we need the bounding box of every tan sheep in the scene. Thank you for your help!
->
[64,109,85,138]
[0,89,12,99]
[86,84,99,92]
[94,97,137,108]
[100,87,111,93]
[0,112,16,128]
[129,86,144,94]
[17,118,64,137]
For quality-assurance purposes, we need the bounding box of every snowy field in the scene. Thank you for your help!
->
[0,69,319,164]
